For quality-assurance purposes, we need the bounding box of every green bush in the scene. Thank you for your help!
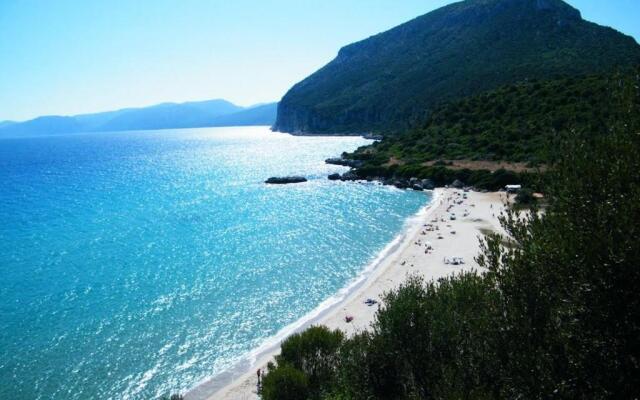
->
[261,364,310,400]
[514,188,536,205]
[368,274,498,399]
[268,325,344,399]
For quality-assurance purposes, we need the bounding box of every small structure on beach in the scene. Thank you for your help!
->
[505,184,522,193]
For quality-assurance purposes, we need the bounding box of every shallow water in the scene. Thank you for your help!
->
[0,126,429,399]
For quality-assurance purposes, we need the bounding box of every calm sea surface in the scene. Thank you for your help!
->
[0,127,429,399]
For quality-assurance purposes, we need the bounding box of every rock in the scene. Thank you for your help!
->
[393,179,408,189]
[421,179,435,190]
[327,173,341,181]
[340,171,359,181]
[265,176,307,184]
[324,157,364,168]
[409,177,420,185]
[362,133,384,141]
[412,184,424,191]
[325,157,347,165]
[451,179,464,189]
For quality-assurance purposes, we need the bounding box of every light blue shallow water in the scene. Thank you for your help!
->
[0,127,429,399]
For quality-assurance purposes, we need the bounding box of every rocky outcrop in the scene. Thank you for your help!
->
[325,157,365,168]
[265,176,308,184]
[327,173,438,191]
[324,171,462,192]
[420,179,434,190]
[339,171,359,181]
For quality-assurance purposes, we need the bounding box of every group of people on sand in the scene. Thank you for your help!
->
[424,190,477,264]
[338,190,485,338]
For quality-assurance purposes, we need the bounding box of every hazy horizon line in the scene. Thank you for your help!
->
[0,97,280,124]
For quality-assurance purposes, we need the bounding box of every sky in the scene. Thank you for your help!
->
[0,0,638,122]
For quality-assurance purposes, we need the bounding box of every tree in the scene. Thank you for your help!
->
[477,120,640,397]
[261,364,309,400]
[272,325,344,398]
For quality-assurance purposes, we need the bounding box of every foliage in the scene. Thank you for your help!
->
[357,164,536,191]
[264,326,344,399]
[345,69,639,189]
[261,363,310,400]
[475,117,640,397]
[275,0,640,134]
[266,72,640,398]
[514,188,536,205]
[339,274,499,399]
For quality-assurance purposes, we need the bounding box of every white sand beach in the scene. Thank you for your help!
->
[187,188,508,400]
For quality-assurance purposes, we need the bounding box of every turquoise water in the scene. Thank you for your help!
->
[0,127,429,399]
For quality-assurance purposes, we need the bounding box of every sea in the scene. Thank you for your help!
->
[0,126,430,399]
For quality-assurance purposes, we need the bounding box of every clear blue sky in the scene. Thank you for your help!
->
[1,0,638,121]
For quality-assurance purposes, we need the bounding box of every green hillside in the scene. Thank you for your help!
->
[344,69,639,184]
[274,0,640,134]
[261,72,640,400]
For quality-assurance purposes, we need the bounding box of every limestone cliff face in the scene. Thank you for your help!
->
[273,0,640,135]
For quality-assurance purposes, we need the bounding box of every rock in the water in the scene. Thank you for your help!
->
[325,157,347,166]
[265,176,307,184]
[328,173,341,181]
[325,157,364,168]
[340,171,359,181]
[412,184,424,191]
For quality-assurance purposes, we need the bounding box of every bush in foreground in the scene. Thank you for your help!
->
[261,363,310,400]
[262,326,343,400]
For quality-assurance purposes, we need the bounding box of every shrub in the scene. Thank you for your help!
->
[273,325,344,398]
[261,364,310,400]
[514,187,536,204]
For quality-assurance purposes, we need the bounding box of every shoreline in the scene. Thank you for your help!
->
[187,188,506,400]
[186,189,440,399]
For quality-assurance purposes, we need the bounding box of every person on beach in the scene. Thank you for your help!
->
[257,369,261,386]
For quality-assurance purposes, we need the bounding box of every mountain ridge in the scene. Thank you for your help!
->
[274,0,640,134]
[0,99,277,137]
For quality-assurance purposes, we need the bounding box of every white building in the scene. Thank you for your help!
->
[505,184,522,193]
